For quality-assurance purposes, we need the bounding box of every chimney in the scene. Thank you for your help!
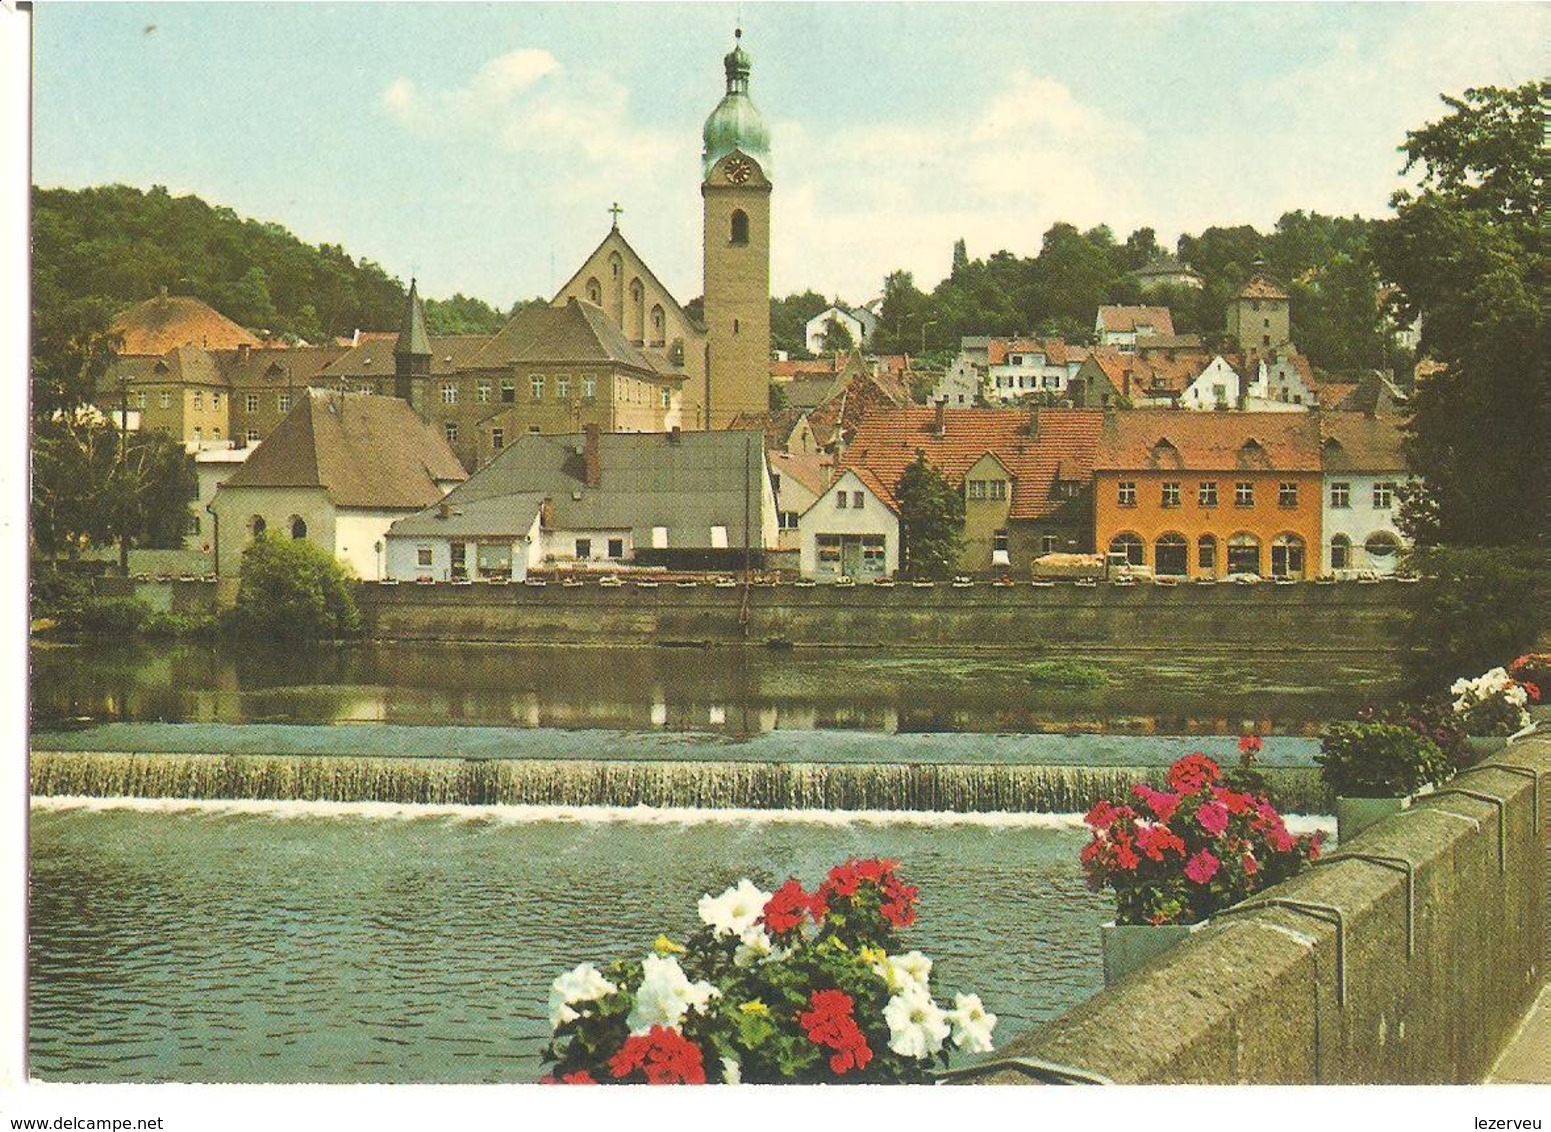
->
[934,398,947,438]
[669,425,681,444]
[583,424,602,488]
[1028,408,1040,442]
[238,343,250,364]
[540,497,554,528]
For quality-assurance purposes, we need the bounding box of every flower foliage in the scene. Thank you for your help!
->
[1450,666,1534,736]
[1316,722,1453,798]
[1508,654,1551,704]
[1081,749,1322,926]
[540,860,993,1084]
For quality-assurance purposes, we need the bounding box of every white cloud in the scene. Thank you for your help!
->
[768,73,1145,300]
[381,46,683,194]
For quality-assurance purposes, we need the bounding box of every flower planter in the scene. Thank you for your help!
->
[1465,735,1508,759]
[1101,921,1203,987]
[1334,795,1408,843]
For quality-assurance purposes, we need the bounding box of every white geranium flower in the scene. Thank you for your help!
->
[698,879,773,940]
[547,962,618,1029]
[870,949,932,994]
[720,1055,741,1085]
[626,953,719,1035]
[947,993,997,1053]
[884,985,951,1059]
[733,925,776,967]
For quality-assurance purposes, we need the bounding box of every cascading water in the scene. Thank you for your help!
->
[30,751,1328,814]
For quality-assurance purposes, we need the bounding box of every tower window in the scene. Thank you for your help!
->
[730,210,749,246]
[733,319,741,335]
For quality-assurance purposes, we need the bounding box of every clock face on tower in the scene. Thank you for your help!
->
[723,156,753,184]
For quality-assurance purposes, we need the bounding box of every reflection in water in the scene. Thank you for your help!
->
[32,640,1396,736]
[30,803,1109,1083]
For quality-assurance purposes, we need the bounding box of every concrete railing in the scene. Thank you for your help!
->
[987,735,1549,1084]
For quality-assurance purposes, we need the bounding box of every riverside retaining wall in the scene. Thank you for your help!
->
[987,735,1550,1085]
[355,580,1407,652]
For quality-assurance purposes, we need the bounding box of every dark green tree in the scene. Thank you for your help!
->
[818,313,856,355]
[895,453,964,579]
[229,535,362,643]
[769,290,830,358]
[951,238,969,280]
[1370,81,1547,549]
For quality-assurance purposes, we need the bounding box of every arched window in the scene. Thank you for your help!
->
[629,278,645,343]
[252,516,267,539]
[1154,534,1188,577]
[1330,534,1352,571]
[1227,533,1261,576]
[730,209,749,246]
[1108,533,1144,566]
[1364,532,1401,573]
[650,305,666,347]
[585,277,602,305]
[290,516,307,541]
[1270,533,1306,578]
[1197,534,1218,573]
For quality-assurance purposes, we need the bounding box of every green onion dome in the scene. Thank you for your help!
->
[702,29,771,179]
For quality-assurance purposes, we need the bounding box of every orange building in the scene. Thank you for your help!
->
[1093,411,1323,579]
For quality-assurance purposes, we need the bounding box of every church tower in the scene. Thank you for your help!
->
[701,29,772,429]
[393,277,431,412]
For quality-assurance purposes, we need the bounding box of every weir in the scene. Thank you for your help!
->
[29,751,1328,814]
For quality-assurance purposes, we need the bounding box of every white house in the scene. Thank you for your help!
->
[804,305,876,355]
[930,354,985,407]
[208,390,467,579]
[1319,415,1413,577]
[1095,306,1175,351]
[1175,356,1243,411]
[768,449,834,551]
[798,467,900,580]
[983,339,1083,402]
[385,427,779,580]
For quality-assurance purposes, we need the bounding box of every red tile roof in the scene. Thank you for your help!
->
[986,338,1077,366]
[1237,275,1289,301]
[1094,411,1322,473]
[839,407,1104,520]
[1096,306,1176,336]
[1318,413,1408,473]
[111,294,261,356]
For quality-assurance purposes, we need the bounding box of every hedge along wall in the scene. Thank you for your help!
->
[986,736,1549,1084]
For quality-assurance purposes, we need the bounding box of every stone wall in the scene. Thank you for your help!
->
[355,580,1407,652]
[985,736,1549,1084]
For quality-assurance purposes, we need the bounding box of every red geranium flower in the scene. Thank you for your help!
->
[1211,787,1256,816]
[1136,822,1187,862]
[1084,800,1121,828]
[1238,735,1264,755]
[1168,754,1222,795]
[762,879,816,936]
[609,1027,707,1085]
[799,989,872,1076]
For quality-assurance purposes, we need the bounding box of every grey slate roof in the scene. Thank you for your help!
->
[395,279,432,358]
[387,492,549,539]
[416,428,769,547]
[219,390,467,509]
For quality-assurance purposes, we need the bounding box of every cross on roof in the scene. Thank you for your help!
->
[608,202,624,229]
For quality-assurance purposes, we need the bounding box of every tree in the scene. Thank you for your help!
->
[769,290,829,358]
[818,313,856,355]
[951,238,969,280]
[895,453,964,579]
[1370,82,1547,548]
[229,535,362,643]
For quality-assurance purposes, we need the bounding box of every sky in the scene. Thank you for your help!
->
[28,2,1547,313]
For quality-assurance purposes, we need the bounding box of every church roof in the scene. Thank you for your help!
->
[470,299,673,376]
[395,279,431,358]
[219,390,466,509]
[111,291,261,355]
[703,31,770,178]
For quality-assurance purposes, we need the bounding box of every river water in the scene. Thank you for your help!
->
[28,640,1384,1082]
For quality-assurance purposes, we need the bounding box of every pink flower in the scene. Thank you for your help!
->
[1238,735,1264,755]
[1184,849,1220,885]
[1132,785,1182,824]
[1197,801,1230,837]
[1242,852,1259,876]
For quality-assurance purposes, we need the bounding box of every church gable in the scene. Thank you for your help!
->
[552,226,704,350]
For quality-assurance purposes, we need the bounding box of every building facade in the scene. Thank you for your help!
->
[1093,412,1323,580]
[798,467,899,579]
